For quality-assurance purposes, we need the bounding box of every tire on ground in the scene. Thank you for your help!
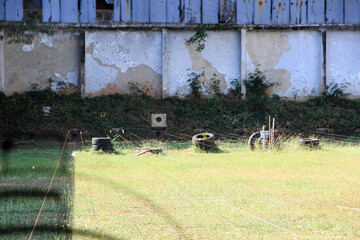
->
[299,138,319,146]
[92,137,111,145]
[192,133,215,151]
[248,132,261,150]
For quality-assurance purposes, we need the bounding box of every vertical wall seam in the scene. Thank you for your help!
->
[321,29,327,94]
[240,28,247,97]
[80,30,86,98]
[161,28,168,99]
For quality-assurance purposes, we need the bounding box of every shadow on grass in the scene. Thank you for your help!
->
[0,225,127,240]
[79,172,190,239]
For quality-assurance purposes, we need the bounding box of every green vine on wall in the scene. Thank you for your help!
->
[185,24,209,52]
[2,11,58,44]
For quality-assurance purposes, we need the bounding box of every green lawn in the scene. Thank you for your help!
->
[72,140,360,240]
[0,141,73,239]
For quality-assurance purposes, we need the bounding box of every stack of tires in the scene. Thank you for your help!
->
[192,133,215,151]
[92,137,112,152]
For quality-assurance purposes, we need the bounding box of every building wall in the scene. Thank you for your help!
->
[85,31,162,97]
[0,29,359,99]
[327,31,360,98]
[2,31,80,96]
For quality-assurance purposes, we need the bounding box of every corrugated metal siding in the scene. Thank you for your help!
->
[308,0,325,24]
[237,0,254,25]
[185,0,201,23]
[5,0,23,21]
[1,0,360,26]
[254,0,271,25]
[326,0,343,24]
[272,0,290,24]
[80,0,96,23]
[345,0,360,24]
[290,0,306,24]
[150,0,166,23]
[203,0,219,24]
[0,0,5,21]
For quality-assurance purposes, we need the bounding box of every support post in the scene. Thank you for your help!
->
[240,29,247,98]
[320,30,327,95]
[161,28,168,99]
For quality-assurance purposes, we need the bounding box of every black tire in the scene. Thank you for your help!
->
[92,137,111,145]
[92,144,112,152]
[192,133,215,151]
[248,132,261,150]
[299,138,319,146]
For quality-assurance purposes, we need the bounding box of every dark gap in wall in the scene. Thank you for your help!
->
[24,0,42,10]
[97,0,114,10]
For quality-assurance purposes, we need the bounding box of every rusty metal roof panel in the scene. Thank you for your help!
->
[203,0,219,24]
[272,0,290,24]
[345,0,360,24]
[185,0,201,23]
[254,0,271,24]
[308,0,325,24]
[290,0,306,24]
[326,0,344,24]
[150,0,166,23]
[6,0,23,21]
[133,0,149,23]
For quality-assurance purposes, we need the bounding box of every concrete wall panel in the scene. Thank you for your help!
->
[327,31,360,98]
[246,31,322,99]
[163,31,241,97]
[85,31,162,97]
[4,31,80,96]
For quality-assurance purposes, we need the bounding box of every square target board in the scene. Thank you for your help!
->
[151,114,167,128]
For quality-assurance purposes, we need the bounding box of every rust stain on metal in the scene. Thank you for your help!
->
[126,0,130,17]
[258,1,263,23]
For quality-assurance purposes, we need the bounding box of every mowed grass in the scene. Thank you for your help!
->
[0,141,73,239]
[73,140,360,240]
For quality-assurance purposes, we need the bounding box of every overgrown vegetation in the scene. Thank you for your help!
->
[0,84,359,141]
[3,11,58,44]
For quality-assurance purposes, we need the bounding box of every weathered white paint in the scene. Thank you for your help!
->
[246,31,322,99]
[22,43,34,52]
[327,31,360,98]
[85,31,162,97]
[40,32,78,47]
[275,32,322,98]
[51,71,79,91]
[163,31,241,97]
[4,31,80,95]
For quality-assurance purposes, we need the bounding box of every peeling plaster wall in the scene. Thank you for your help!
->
[4,31,81,96]
[163,31,241,97]
[246,31,322,99]
[85,31,162,98]
[327,31,360,98]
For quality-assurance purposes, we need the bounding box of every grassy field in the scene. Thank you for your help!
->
[72,140,360,240]
[0,141,73,239]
